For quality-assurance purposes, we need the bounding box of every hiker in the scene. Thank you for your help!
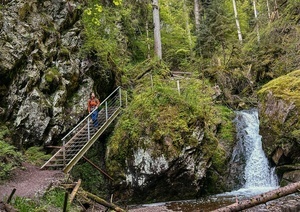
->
[88,92,100,127]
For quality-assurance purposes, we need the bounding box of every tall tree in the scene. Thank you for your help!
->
[253,0,260,42]
[232,0,243,43]
[153,0,162,60]
[194,0,201,33]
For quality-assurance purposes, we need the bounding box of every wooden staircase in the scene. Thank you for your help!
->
[41,87,123,173]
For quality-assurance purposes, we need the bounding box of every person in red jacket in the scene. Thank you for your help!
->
[88,92,100,127]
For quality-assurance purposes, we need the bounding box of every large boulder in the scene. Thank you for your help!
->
[106,80,236,203]
[258,70,300,185]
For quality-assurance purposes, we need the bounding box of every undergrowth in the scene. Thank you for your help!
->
[107,74,235,180]
[0,125,22,181]
[11,187,81,212]
[24,146,52,166]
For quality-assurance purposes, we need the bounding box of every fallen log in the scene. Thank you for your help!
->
[79,190,126,212]
[213,181,300,212]
[69,179,81,204]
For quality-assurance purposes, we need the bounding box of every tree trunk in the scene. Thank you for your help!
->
[266,0,271,22]
[184,0,192,52]
[69,179,81,203]
[194,0,201,33]
[212,181,300,212]
[153,0,162,60]
[79,190,126,212]
[253,0,260,42]
[232,0,243,43]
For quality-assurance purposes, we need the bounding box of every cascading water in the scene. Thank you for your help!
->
[227,109,278,196]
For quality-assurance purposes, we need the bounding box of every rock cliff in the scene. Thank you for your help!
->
[258,70,300,185]
[0,0,114,147]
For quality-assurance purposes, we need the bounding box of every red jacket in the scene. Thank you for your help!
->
[88,98,100,113]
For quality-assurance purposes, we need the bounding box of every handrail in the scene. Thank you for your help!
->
[61,86,121,141]
[41,86,124,171]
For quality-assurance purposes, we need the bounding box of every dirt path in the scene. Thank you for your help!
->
[0,162,65,201]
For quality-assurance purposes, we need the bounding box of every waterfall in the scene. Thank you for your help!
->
[225,109,278,196]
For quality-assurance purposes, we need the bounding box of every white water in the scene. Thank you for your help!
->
[221,109,278,197]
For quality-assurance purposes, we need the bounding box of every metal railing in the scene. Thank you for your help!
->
[41,86,122,172]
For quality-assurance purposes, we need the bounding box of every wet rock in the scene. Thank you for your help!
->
[258,70,300,185]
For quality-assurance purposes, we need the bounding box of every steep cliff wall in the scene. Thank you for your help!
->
[258,70,300,185]
[0,0,114,148]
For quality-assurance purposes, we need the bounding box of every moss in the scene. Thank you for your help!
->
[59,46,70,59]
[211,146,228,173]
[106,75,234,183]
[45,67,60,83]
[258,70,300,107]
[18,2,31,21]
[24,146,52,166]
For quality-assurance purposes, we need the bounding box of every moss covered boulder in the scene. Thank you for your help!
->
[106,77,236,203]
[258,70,300,184]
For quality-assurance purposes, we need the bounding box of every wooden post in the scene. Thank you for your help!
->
[7,188,16,204]
[69,179,82,204]
[151,74,153,88]
[83,156,114,181]
[63,140,66,167]
[177,80,180,95]
[63,192,69,212]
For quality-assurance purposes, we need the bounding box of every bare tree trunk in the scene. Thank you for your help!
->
[232,0,243,43]
[253,0,260,42]
[212,181,300,212]
[153,0,162,60]
[146,21,151,59]
[266,0,271,22]
[194,0,201,33]
[184,0,192,51]
[274,0,279,18]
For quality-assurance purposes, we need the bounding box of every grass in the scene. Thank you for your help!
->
[0,126,22,181]
[11,188,81,212]
[24,146,52,166]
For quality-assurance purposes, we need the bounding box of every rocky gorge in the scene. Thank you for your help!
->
[0,0,117,149]
[0,0,299,208]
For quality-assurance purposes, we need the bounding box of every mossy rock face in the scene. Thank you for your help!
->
[40,67,61,94]
[258,70,300,183]
[106,78,236,202]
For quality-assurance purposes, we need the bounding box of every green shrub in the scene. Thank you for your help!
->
[24,146,52,166]
[0,126,22,181]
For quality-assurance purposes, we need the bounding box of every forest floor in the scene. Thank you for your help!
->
[0,162,65,201]
[0,163,299,211]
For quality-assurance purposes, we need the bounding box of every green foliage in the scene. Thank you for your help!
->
[24,146,51,166]
[107,72,234,179]
[44,67,60,83]
[11,197,41,212]
[81,1,129,71]
[0,126,22,181]
[11,188,80,212]
[71,160,107,196]
[43,188,67,208]
[159,0,196,67]
[258,70,300,107]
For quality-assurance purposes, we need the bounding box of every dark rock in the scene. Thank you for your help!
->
[258,70,300,185]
